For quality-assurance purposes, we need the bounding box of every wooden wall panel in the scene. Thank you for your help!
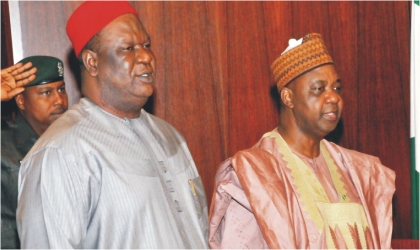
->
[147,1,227,201]
[325,2,359,150]
[263,1,293,63]
[227,1,278,156]
[1,1,13,67]
[204,1,229,158]
[356,1,411,238]
[8,0,412,239]
[392,239,420,249]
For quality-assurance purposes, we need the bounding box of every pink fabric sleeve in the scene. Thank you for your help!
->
[208,159,269,249]
[232,148,310,249]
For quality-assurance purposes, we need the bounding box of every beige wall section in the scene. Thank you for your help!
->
[9,1,412,238]
[9,1,22,63]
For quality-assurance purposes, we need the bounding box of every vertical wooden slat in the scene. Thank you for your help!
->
[357,1,411,238]
[204,1,229,160]
[1,1,13,67]
[325,1,359,150]
[226,1,278,156]
[263,1,293,65]
[139,1,226,204]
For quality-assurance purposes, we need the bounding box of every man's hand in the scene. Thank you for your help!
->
[1,62,37,101]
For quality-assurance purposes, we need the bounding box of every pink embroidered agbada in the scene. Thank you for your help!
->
[209,129,395,249]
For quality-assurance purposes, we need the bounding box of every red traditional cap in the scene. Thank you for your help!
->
[66,1,138,57]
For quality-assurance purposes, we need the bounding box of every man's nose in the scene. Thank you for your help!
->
[325,89,341,104]
[53,91,64,105]
[136,48,153,64]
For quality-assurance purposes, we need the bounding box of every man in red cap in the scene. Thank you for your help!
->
[209,34,395,249]
[17,1,208,248]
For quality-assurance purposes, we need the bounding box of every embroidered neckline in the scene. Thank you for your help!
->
[262,131,350,233]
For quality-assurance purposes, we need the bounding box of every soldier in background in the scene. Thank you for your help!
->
[1,56,68,249]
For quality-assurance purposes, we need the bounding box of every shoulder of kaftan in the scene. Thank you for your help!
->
[322,140,395,249]
[233,148,303,249]
[323,140,395,187]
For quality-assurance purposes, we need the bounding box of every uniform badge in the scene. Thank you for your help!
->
[57,62,64,76]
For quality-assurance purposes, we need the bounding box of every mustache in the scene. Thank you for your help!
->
[322,104,340,113]
[50,107,67,115]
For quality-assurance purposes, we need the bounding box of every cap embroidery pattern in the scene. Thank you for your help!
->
[271,33,334,89]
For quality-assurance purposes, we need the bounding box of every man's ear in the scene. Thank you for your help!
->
[15,94,25,110]
[280,87,294,109]
[82,50,98,77]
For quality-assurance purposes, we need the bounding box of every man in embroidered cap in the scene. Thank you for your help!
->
[209,33,395,249]
[17,1,208,248]
[1,55,68,249]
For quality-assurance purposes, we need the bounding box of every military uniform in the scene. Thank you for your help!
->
[1,55,65,249]
[1,114,38,249]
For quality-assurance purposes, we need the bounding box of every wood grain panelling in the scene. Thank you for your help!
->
[263,1,293,62]
[10,1,412,238]
[1,1,13,67]
[227,1,278,156]
[392,239,420,249]
[204,1,229,158]
[143,1,227,201]
[325,2,359,151]
[356,1,411,238]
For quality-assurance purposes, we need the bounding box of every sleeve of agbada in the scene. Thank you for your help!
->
[208,158,269,249]
[209,148,309,249]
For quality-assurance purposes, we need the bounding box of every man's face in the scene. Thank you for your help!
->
[16,80,68,135]
[287,64,343,139]
[93,13,156,115]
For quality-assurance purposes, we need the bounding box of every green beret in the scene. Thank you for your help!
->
[17,56,64,87]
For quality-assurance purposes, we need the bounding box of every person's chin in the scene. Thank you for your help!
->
[318,122,338,134]
[143,86,154,96]
[323,126,338,135]
[137,91,154,100]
